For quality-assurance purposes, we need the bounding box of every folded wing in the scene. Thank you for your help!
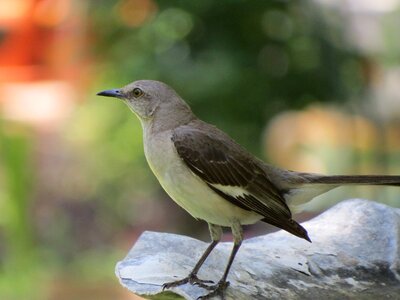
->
[172,122,310,241]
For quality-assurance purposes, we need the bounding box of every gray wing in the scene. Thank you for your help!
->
[171,124,303,230]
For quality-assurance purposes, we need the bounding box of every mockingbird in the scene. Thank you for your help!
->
[97,80,400,299]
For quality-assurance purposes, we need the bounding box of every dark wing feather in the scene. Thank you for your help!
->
[172,123,309,241]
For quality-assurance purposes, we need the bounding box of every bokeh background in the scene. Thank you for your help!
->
[0,0,399,299]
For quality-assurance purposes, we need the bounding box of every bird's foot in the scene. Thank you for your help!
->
[162,273,215,290]
[197,280,229,300]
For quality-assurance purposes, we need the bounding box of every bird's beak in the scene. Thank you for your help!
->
[96,89,124,99]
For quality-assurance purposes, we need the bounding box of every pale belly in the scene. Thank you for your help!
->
[143,131,263,227]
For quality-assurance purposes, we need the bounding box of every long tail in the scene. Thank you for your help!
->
[308,175,400,186]
[284,174,400,211]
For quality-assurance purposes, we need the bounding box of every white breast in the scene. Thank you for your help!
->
[143,130,263,227]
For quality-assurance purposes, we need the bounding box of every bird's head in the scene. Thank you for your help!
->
[97,80,191,122]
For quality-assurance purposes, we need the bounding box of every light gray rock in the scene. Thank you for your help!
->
[115,199,400,299]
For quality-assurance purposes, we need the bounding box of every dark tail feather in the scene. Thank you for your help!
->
[308,175,400,186]
[262,218,311,242]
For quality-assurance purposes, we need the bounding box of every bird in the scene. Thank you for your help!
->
[97,80,400,299]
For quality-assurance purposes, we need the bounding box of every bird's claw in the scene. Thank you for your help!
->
[163,274,229,299]
[193,278,215,289]
[162,277,188,290]
[197,280,230,300]
[162,273,215,290]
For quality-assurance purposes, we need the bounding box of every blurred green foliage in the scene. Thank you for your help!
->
[90,0,364,152]
[0,124,43,299]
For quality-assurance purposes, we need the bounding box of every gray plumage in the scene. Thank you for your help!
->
[97,80,400,299]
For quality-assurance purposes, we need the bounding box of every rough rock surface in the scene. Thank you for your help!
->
[115,199,400,299]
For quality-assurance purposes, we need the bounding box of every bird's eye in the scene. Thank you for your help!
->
[132,88,144,98]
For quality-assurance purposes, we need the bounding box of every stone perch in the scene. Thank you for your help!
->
[115,199,400,299]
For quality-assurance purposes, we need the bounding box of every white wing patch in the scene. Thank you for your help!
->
[210,183,249,198]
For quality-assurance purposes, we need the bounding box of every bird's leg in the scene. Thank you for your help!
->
[198,221,243,300]
[162,223,222,290]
